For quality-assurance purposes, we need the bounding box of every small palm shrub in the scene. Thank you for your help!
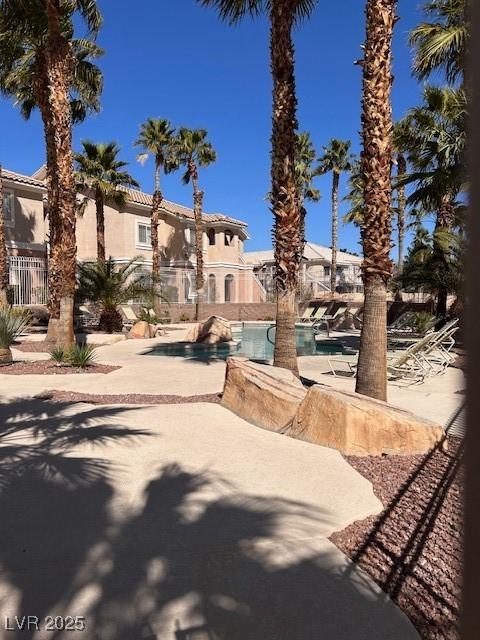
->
[406,311,436,334]
[77,257,149,333]
[0,308,31,365]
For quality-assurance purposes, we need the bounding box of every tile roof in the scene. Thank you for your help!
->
[244,241,362,265]
[2,169,45,189]
[122,187,247,227]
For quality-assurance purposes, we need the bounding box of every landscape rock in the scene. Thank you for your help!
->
[289,384,445,456]
[198,316,232,344]
[221,357,307,431]
[185,322,202,342]
[129,321,156,339]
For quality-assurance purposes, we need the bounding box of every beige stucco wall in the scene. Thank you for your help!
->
[3,184,46,249]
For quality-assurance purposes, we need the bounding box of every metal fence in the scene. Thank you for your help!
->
[8,256,48,306]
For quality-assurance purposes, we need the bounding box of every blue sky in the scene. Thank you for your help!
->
[0,0,425,256]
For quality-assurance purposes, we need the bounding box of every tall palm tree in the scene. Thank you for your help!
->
[74,141,139,263]
[410,0,468,85]
[169,127,216,322]
[199,0,317,377]
[0,164,8,308]
[294,131,320,256]
[0,0,103,348]
[134,119,177,312]
[395,85,466,317]
[317,139,354,293]
[343,159,364,229]
[355,0,397,402]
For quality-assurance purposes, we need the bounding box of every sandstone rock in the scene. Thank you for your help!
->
[289,384,445,456]
[129,321,155,339]
[221,357,307,431]
[185,322,202,342]
[198,316,232,344]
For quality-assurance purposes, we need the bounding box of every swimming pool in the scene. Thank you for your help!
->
[147,322,346,362]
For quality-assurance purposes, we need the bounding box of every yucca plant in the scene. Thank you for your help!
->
[50,346,66,364]
[67,344,97,368]
[0,307,31,365]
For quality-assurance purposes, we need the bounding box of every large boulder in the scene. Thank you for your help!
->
[288,384,445,456]
[128,320,156,339]
[185,322,202,343]
[198,316,232,344]
[221,357,307,431]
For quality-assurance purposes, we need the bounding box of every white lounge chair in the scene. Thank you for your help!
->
[119,304,139,328]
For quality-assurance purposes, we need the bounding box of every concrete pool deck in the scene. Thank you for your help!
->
[0,324,462,638]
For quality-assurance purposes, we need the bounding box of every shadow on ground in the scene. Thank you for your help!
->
[0,398,408,640]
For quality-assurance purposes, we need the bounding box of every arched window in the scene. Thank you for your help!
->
[224,230,234,246]
[207,228,216,246]
[224,274,234,302]
[207,274,216,303]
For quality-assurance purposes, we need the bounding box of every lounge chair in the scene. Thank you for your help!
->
[299,306,316,322]
[328,320,459,382]
[119,304,139,328]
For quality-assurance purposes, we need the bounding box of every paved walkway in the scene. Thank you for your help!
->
[0,397,418,639]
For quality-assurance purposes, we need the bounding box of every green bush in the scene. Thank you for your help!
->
[0,307,31,349]
[263,315,274,321]
[67,344,97,368]
[50,346,66,363]
[179,313,191,322]
[49,344,97,368]
[405,311,436,334]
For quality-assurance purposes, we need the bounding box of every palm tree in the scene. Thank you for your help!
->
[169,127,216,322]
[0,0,103,348]
[395,85,466,317]
[355,0,397,402]
[74,141,139,263]
[0,164,8,308]
[410,0,468,85]
[317,139,354,293]
[78,257,149,333]
[294,132,320,245]
[343,159,364,228]
[199,0,317,377]
[134,118,177,313]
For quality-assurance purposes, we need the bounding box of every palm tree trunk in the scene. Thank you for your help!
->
[396,153,407,274]
[151,163,163,315]
[191,162,205,322]
[0,164,9,308]
[270,0,301,377]
[43,0,77,348]
[355,0,396,402]
[95,186,106,263]
[433,193,455,318]
[330,170,339,293]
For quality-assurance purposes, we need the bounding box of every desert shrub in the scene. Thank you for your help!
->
[263,315,274,321]
[179,313,191,322]
[0,307,31,349]
[67,344,97,368]
[405,311,436,334]
[50,346,66,363]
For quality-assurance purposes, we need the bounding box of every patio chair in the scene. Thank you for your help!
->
[299,305,316,322]
[387,311,416,333]
[119,304,139,328]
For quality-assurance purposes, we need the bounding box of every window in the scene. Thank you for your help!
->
[224,230,234,246]
[207,228,216,246]
[137,222,151,247]
[3,191,14,226]
[224,274,234,302]
[324,266,330,276]
[207,274,216,303]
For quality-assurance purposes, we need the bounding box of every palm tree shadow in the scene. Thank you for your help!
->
[0,397,149,639]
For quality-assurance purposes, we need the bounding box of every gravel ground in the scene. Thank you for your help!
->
[36,390,222,404]
[330,438,463,640]
[0,361,119,375]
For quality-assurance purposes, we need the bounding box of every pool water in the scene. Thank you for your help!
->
[147,323,345,362]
